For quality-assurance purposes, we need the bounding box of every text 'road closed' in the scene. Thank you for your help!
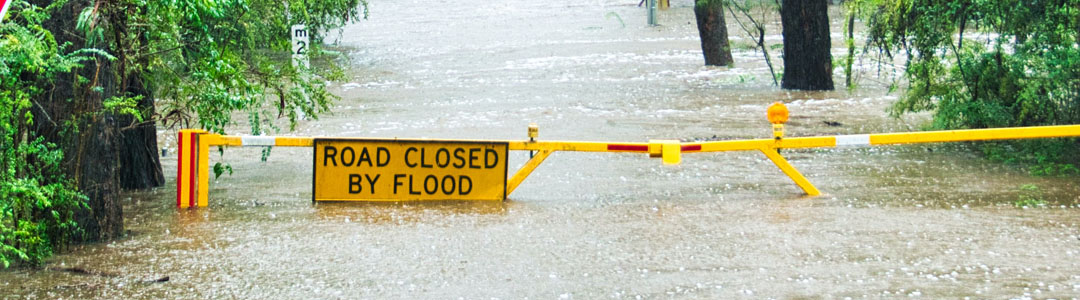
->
[313,139,508,201]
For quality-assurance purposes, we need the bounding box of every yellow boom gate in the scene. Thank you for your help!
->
[175,103,1080,208]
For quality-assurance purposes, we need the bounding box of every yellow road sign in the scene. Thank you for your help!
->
[312,139,508,202]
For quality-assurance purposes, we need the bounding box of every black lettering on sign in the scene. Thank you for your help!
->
[408,175,421,195]
[348,174,362,194]
[377,147,391,167]
[424,175,438,194]
[459,176,472,195]
[420,148,433,168]
[435,148,450,168]
[405,147,418,168]
[294,29,307,37]
[441,175,456,195]
[468,148,481,169]
[357,147,372,167]
[365,174,380,194]
[324,146,338,166]
[341,147,355,167]
[453,148,466,168]
[485,148,498,168]
[393,174,406,194]
[295,41,306,55]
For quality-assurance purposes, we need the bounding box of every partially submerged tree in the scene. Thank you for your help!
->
[779,0,835,90]
[694,0,734,66]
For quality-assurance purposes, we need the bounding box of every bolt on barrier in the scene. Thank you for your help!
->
[175,102,1080,208]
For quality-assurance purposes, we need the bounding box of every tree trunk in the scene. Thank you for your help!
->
[117,77,166,190]
[31,0,164,241]
[694,0,733,66]
[780,0,835,90]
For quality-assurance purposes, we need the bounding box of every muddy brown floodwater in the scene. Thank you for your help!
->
[4,0,1080,299]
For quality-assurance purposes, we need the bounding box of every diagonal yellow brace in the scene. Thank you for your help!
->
[759,147,821,196]
[506,149,553,196]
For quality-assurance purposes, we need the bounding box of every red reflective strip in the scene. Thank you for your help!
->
[681,145,701,152]
[188,132,197,208]
[176,132,184,207]
[606,144,648,152]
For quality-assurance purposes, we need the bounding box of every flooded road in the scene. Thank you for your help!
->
[4,0,1080,298]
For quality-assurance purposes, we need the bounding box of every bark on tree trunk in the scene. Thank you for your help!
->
[31,0,163,241]
[694,0,733,66]
[780,0,835,90]
[117,77,165,190]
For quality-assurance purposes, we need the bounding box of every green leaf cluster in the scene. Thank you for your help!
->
[1,0,90,267]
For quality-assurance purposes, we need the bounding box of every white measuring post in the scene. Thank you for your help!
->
[291,24,310,69]
[291,24,311,119]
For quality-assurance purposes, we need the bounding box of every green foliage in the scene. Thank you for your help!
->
[859,0,1080,171]
[212,162,234,179]
[103,95,145,122]
[1,0,90,267]
[78,0,367,135]
[1014,184,1046,207]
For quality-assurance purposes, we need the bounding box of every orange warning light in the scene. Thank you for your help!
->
[767,102,789,124]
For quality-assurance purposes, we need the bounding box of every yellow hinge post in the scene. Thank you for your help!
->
[176,129,208,208]
[177,130,192,208]
[197,133,210,207]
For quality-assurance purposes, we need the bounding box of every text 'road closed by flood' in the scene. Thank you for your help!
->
[313,139,508,201]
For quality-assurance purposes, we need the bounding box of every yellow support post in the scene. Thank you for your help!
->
[507,149,553,196]
[759,147,820,196]
[197,133,210,207]
[176,130,192,208]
